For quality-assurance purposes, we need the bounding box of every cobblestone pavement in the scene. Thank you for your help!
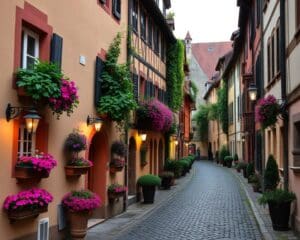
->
[114,161,262,240]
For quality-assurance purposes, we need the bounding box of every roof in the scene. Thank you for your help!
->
[185,31,192,41]
[192,42,232,80]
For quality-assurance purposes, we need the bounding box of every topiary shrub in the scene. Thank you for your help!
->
[246,163,255,178]
[233,154,239,163]
[264,155,279,191]
[137,175,161,187]
[179,160,190,175]
[224,156,233,168]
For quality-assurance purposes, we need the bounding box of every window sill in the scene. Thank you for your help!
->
[290,166,300,174]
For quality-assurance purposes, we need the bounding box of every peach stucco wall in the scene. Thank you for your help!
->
[0,0,128,239]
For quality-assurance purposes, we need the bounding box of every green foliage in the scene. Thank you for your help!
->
[219,145,230,162]
[164,159,183,178]
[16,61,62,100]
[137,174,161,186]
[166,39,185,111]
[167,11,175,19]
[190,81,198,102]
[97,33,137,126]
[178,160,190,171]
[208,103,219,120]
[237,162,247,170]
[224,156,233,163]
[217,80,228,134]
[194,105,209,141]
[264,155,280,191]
[247,163,255,178]
[233,154,239,162]
[259,189,296,206]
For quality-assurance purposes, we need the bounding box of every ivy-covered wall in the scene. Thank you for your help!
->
[217,80,228,134]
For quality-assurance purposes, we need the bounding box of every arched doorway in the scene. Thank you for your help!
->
[158,139,164,172]
[88,130,108,218]
[154,140,158,174]
[128,137,136,195]
[150,140,153,174]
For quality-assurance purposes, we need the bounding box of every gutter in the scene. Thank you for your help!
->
[280,0,289,191]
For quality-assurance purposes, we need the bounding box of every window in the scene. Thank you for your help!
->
[276,26,280,74]
[22,28,39,69]
[267,39,271,82]
[271,34,275,78]
[140,9,146,40]
[229,102,234,124]
[154,26,160,54]
[161,36,165,61]
[18,124,36,157]
[112,0,121,20]
[256,0,261,27]
[148,19,153,47]
[132,0,138,33]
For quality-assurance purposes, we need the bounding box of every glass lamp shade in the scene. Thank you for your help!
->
[24,110,41,133]
[94,121,103,132]
[140,133,147,141]
[248,85,258,101]
[174,140,179,145]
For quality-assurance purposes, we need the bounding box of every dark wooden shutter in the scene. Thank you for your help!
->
[94,57,104,107]
[113,0,121,20]
[50,34,63,69]
[133,74,139,102]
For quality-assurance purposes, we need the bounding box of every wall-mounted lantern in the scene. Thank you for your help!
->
[138,131,147,142]
[87,115,103,132]
[248,84,258,101]
[6,103,41,133]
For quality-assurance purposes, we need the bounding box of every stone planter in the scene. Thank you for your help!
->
[161,177,173,190]
[7,206,48,223]
[268,201,292,231]
[65,166,91,177]
[108,191,125,201]
[68,210,91,240]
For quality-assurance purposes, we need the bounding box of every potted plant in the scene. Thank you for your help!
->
[178,160,190,176]
[137,175,161,204]
[219,145,230,167]
[233,154,239,165]
[62,190,101,239]
[255,95,280,130]
[249,174,261,192]
[224,156,233,168]
[3,188,53,222]
[236,162,245,173]
[159,171,174,190]
[15,153,57,180]
[247,163,255,182]
[264,155,280,191]
[64,132,87,154]
[110,141,127,173]
[65,157,93,176]
[107,183,127,201]
[259,189,296,231]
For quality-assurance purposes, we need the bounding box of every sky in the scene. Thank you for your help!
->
[170,0,239,43]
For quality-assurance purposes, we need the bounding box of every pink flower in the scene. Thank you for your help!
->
[255,95,279,129]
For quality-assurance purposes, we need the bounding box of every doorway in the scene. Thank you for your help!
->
[128,137,136,195]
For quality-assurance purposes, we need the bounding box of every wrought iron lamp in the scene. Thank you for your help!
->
[87,115,103,132]
[248,84,258,101]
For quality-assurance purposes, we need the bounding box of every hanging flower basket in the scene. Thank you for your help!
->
[255,95,280,130]
[64,132,87,153]
[107,184,127,200]
[65,158,93,176]
[3,188,53,222]
[15,153,57,180]
[136,100,173,132]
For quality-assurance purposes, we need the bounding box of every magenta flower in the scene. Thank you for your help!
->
[108,184,127,193]
[16,153,57,174]
[49,79,79,118]
[62,190,101,212]
[3,188,53,212]
[255,95,280,129]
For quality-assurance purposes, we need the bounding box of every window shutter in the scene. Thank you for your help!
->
[50,34,63,69]
[36,121,49,153]
[133,74,139,102]
[113,0,121,20]
[94,57,104,107]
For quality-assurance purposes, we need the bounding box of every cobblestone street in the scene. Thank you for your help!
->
[112,161,262,240]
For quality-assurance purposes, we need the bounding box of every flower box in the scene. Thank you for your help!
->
[15,166,49,180]
[7,206,48,222]
[108,191,126,200]
[110,165,124,174]
[65,165,91,176]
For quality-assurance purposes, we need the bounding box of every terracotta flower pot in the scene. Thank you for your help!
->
[68,210,91,240]
[65,166,91,176]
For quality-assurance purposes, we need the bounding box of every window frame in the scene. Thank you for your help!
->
[21,28,39,69]
[112,0,121,20]
[140,8,147,41]
[132,0,138,33]
[148,18,153,48]
[153,25,160,54]
[17,124,36,157]
[297,0,300,29]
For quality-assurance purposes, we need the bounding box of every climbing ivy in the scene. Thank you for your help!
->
[193,105,209,141]
[208,103,218,120]
[166,39,185,111]
[97,33,137,128]
[190,80,198,102]
[217,80,228,134]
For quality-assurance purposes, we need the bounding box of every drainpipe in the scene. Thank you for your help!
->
[280,0,289,191]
